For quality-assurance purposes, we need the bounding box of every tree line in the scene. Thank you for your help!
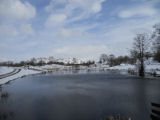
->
[0,58,95,67]
[131,23,160,77]
[99,54,136,67]
[99,23,160,77]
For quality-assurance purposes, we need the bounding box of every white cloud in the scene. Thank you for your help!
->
[118,3,158,18]
[102,16,160,56]
[52,45,109,60]
[69,0,105,14]
[0,24,35,39]
[59,29,71,37]
[0,0,36,20]
[0,0,36,41]
[0,25,19,37]
[20,24,35,36]
[46,0,105,13]
[45,14,67,28]
[1,0,160,61]
[45,0,66,12]
[58,27,87,38]
[91,1,103,13]
[45,0,105,24]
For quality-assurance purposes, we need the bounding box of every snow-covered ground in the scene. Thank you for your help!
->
[30,64,91,71]
[102,62,160,76]
[105,64,135,70]
[0,60,160,85]
[0,67,14,75]
[0,67,41,85]
[146,64,160,70]
[30,64,67,71]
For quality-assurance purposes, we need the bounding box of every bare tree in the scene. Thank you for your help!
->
[152,23,160,62]
[108,54,115,67]
[99,54,108,63]
[130,33,150,77]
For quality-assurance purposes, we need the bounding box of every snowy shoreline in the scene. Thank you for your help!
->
[0,67,43,85]
[0,63,160,86]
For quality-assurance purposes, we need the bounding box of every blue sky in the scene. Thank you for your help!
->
[0,0,160,61]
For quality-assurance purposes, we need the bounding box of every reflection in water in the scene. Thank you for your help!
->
[132,78,148,120]
[0,112,14,120]
[0,72,160,120]
[0,86,2,92]
[0,89,9,103]
[0,87,14,120]
[1,92,9,99]
[46,69,100,75]
[104,114,132,120]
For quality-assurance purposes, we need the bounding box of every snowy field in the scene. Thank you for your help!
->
[0,67,14,75]
[30,64,68,71]
[0,67,41,85]
[105,64,135,70]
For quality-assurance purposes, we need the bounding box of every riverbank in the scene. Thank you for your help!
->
[0,67,42,85]
[0,63,160,86]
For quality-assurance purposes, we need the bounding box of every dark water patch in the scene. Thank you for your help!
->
[0,72,160,120]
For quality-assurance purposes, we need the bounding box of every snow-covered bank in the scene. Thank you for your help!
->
[102,63,160,76]
[0,67,41,85]
[0,67,14,75]
[146,64,160,71]
[105,64,135,70]
[0,65,90,85]
[0,61,160,85]
[30,64,67,71]
[29,64,92,71]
